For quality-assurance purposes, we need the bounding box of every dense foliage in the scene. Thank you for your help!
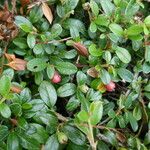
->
[0,0,150,149]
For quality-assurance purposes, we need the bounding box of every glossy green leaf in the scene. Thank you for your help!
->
[63,125,86,145]
[27,34,36,49]
[55,62,77,75]
[0,75,11,96]
[115,46,131,63]
[100,69,111,84]
[39,81,57,107]
[27,58,47,72]
[57,83,76,97]
[15,16,33,32]
[7,132,19,150]
[109,23,124,36]
[0,103,11,118]
[118,68,134,82]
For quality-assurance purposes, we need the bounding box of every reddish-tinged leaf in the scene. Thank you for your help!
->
[42,2,53,24]
[6,58,27,71]
[87,67,99,78]
[10,86,22,94]
[73,42,89,57]
[20,0,30,7]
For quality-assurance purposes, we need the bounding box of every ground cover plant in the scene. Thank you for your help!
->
[0,0,150,149]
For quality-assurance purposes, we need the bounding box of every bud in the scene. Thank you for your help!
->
[73,42,89,57]
[79,84,89,93]
[57,132,68,144]
[51,71,61,83]
[105,81,116,92]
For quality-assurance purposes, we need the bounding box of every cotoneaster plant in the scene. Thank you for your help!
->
[0,0,150,150]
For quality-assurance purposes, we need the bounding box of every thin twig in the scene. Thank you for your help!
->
[36,37,72,45]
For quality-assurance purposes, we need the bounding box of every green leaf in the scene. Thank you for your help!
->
[29,123,49,144]
[104,131,117,146]
[44,134,59,150]
[118,68,134,82]
[55,62,77,75]
[39,81,57,107]
[99,0,115,16]
[115,46,131,63]
[2,69,14,80]
[145,46,150,63]
[77,110,89,122]
[89,22,97,33]
[13,38,28,49]
[89,101,103,125]
[0,103,11,118]
[128,112,138,132]
[89,44,102,57]
[0,126,9,141]
[90,0,99,16]
[15,16,33,32]
[109,23,124,36]
[27,34,36,49]
[127,25,143,36]
[47,65,55,79]
[63,125,86,145]
[18,133,40,149]
[27,58,47,72]
[144,15,150,26]
[66,96,80,111]
[76,71,87,85]
[0,75,11,96]
[33,44,44,55]
[100,69,111,84]
[57,83,76,97]
[29,6,43,23]
[10,103,22,117]
[51,24,62,38]
[94,15,110,27]
[77,90,90,112]
[133,105,142,121]
[7,132,19,150]
[117,115,126,128]
[144,84,150,92]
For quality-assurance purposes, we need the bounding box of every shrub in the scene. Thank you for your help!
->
[0,0,150,149]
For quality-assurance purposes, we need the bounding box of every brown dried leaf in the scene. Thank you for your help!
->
[5,53,16,62]
[42,2,53,24]
[73,42,89,57]
[11,85,22,94]
[6,58,27,71]
[116,132,126,143]
[87,67,99,78]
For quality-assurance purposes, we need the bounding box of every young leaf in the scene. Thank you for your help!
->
[89,101,103,125]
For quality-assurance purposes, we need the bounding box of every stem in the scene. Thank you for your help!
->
[87,120,97,150]
[0,97,6,104]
